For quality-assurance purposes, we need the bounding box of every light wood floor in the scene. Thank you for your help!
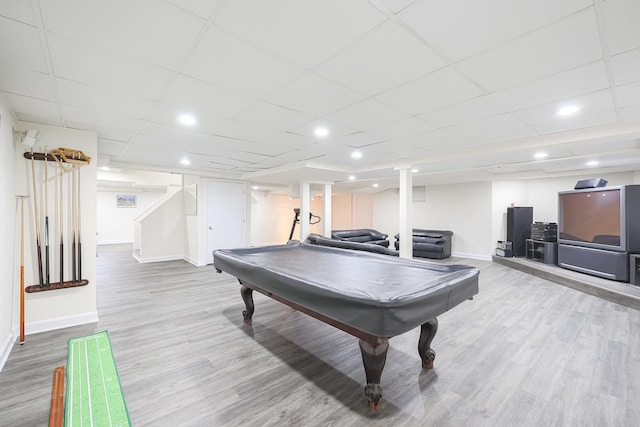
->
[1,244,639,426]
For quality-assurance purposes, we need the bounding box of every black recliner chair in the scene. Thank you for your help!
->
[394,229,452,259]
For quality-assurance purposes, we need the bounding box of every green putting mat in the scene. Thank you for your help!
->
[65,331,131,427]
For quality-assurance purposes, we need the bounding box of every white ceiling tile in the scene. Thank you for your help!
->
[491,61,610,110]
[162,74,255,120]
[40,0,205,70]
[56,78,156,119]
[164,0,224,19]
[233,101,313,131]
[326,99,410,131]
[375,67,484,115]
[419,95,509,127]
[47,34,174,100]
[0,17,48,72]
[2,92,60,120]
[316,22,446,96]
[515,90,616,125]
[14,111,64,127]
[266,73,365,116]
[0,1,36,24]
[616,82,640,108]
[182,26,305,98]
[97,128,134,143]
[331,131,378,148]
[448,113,530,139]
[62,105,143,133]
[400,0,593,61]
[0,63,55,100]
[611,48,640,86]
[378,0,417,14]
[215,0,387,68]
[366,117,436,141]
[97,139,128,157]
[533,110,618,134]
[600,0,640,55]
[458,9,603,92]
[621,104,640,121]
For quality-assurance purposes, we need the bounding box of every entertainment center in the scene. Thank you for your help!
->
[557,184,640,282]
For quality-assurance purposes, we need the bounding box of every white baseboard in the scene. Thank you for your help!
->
[25,311,99,335]
[452,252,492,261]
[0,311,98,373]
[183,256,206,267]
[97,239,132,245]
[133,253,184,264]
[0,333,17,373]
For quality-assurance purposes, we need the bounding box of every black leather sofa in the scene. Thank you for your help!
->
[394,229,453,259]
[331,229,390,247]
[307,234,398,256]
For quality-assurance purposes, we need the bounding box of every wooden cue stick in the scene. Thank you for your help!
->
[59,165,64,285]
[30,151,44,287]
[17,195,27,344]
[71,165,76,283]
[44,150,50,287]
[77,162,82,281]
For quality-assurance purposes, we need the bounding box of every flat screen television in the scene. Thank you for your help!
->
[558,185,640,252]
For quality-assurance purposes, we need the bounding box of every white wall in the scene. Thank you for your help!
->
[97,190,166,244]
[13,122,98,337]
[250,191,324,245]
[1,97,18,370]
[136,189,184,262]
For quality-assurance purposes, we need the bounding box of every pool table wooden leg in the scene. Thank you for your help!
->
[359,337,389,411]
[240,285,254,324]
[418,317,439,369]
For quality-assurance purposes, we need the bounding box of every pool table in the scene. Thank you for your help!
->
[213,242,479,410]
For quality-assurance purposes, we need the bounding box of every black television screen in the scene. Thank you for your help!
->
[558,187,622,250]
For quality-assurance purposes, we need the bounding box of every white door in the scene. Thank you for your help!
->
[207,180,246,263]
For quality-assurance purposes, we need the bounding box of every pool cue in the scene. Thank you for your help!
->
[17,195,28,344]
[71,164,77,283]
[58,164,64,285]
[44,150,50,287]
[30,151,44,287]
[77,163,82,282]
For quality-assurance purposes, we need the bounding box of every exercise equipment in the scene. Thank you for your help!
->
[288,208,321,241]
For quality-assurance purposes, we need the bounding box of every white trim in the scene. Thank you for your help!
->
[133,253,183,264]
[452,252,492,261]
[0,332,17,373]
[26,311,99,336]
[183,256,206,267]
[97,239,132,245]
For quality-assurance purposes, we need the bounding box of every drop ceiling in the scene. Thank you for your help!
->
[2,0,640,192]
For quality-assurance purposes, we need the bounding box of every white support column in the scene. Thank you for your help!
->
[299,182,311,242]
[398,168,413,258]
[322,184,332,237]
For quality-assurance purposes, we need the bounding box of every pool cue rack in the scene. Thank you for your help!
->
[24,148,91,293]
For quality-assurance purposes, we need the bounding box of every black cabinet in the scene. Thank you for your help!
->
[526,239,558,264]
[507,207,533,257]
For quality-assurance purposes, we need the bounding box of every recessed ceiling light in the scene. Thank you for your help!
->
[586,160,599,167]
[411,168,419,173]
[351,151,363,159]
[348,175,356,180]
[372,183,379,188]
[314,126,329,138]
[100,166,110,171]
[534,152,548,159]
[178,114,197,126]
[556,105,580,116]
[180,158,191,166]
[251,185,259,190]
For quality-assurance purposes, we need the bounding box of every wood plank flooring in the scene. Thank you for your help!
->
[1,244,639,426]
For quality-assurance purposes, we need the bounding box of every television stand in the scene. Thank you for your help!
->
[558,244,629,282]
[525,239,557,264]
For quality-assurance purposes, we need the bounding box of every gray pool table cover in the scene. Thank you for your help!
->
[213,242,479,337]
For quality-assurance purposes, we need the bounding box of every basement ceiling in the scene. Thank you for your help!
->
[1,0,640,192]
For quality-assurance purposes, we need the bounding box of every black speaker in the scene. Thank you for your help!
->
[574,178,607,189]
[507,207,533,257]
